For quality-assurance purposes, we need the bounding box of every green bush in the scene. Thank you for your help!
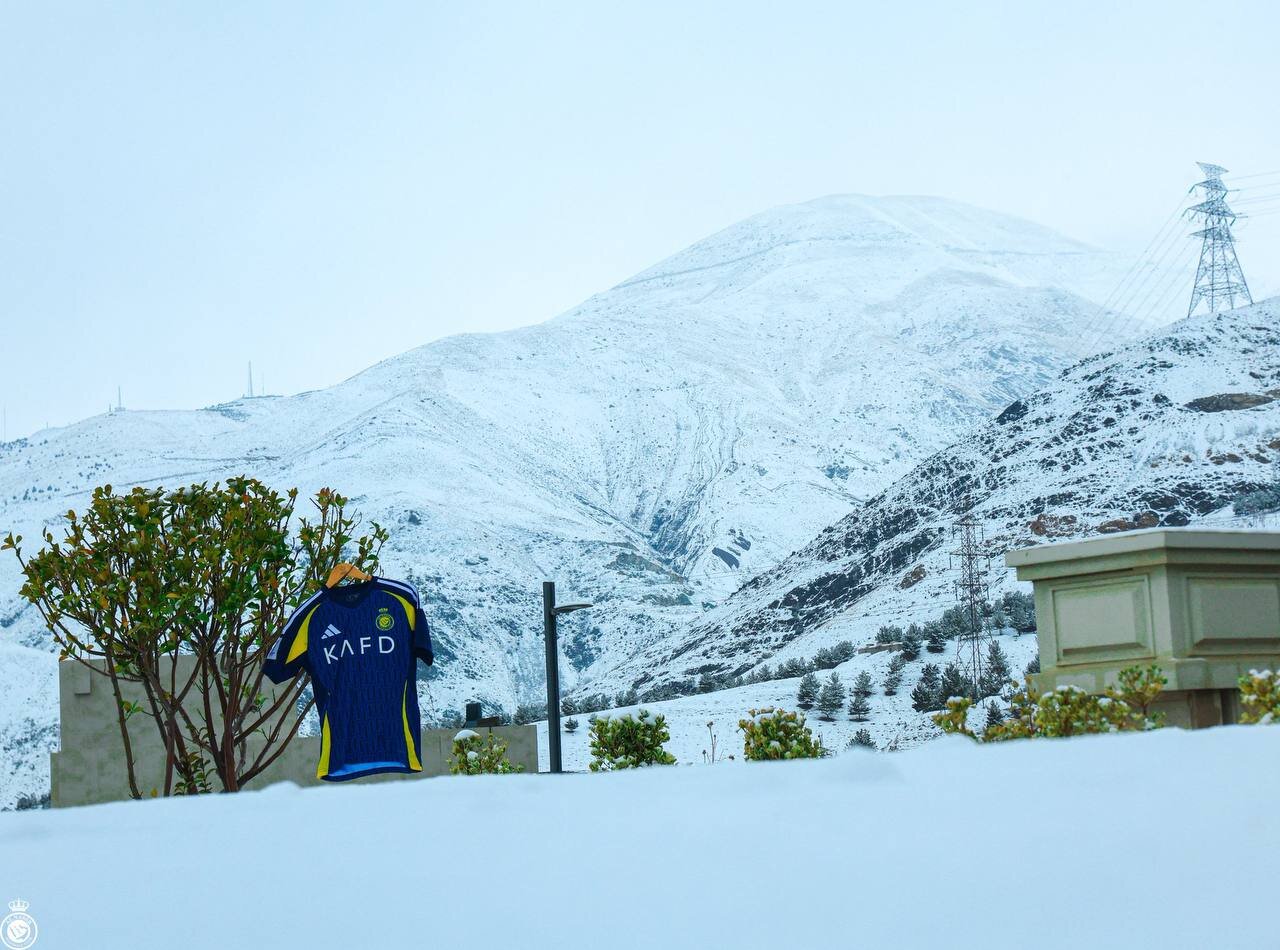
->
[449,730,523,775]
[1238,670,1280,724]
[934,665,1167,741]
[738,707,825,760]
[588,709,676,771]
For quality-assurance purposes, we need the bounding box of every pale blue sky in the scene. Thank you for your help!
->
[2,1,1278,439]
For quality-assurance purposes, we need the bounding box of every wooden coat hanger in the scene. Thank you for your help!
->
[326,561,372,589]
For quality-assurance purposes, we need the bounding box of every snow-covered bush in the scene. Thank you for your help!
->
[933,665,1167,741]
[1233,483,1280,519]
[848,728,876,750]
[1238,670,1280,724]
[449,730,523,775]
[588,709,676,771]
[738,707,825,760]
[563,717,579,734]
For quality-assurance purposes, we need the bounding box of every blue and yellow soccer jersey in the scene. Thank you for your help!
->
[263,576,434,782]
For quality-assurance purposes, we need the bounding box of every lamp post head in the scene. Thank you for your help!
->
[554,603,593,616]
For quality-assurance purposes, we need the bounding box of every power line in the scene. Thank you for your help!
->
[1083,206,1190,354]
[1073,193,1191,356]
[1231,169,1280,181]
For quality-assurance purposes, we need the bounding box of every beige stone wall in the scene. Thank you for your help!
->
[1006,529,1280,727]
[51,659,537,807]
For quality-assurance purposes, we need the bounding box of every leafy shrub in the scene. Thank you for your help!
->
[933,665,1167,741]
[1238,670,1280,724]
[450,730,523,775]
[588,709,676,771]
[738,707,825,760]
[563,717,579,734]
[5,478,386,797]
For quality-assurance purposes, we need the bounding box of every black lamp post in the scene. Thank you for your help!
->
[543,580,591,774]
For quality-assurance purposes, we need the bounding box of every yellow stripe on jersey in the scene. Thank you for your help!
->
[317,714,332,779]
[286,604,321,664]
[389,592,416,631]
[402,683,422,772]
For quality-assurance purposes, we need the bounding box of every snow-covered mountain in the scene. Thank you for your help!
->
[614,300,1280,693]
[1,194,1131,807]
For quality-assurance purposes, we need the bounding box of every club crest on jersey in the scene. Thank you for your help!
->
[376,607,395,631]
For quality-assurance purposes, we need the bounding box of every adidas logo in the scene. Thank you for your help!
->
[321,624,343,640]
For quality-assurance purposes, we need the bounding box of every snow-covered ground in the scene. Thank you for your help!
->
[2,724,1274,950]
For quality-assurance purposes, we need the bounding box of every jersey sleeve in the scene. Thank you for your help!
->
[413,601,434,666]
[263,592,324,684]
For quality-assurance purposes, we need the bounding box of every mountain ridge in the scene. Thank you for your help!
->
[0,192,1138,808]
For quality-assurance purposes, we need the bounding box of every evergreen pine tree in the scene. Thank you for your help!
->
[797,672,820,710]
[979,640,1013,697]
[901,625,923,660]
[925,622,946,653]
[853,670,874,698]
[848,692,871,721]
[563,716,579,733]
[1025,655,1041,677]
[849,728,876,749]
[883,670,903,696]
[939,661,971,702]
[911,663,942,712]
[983,701,1004,733]
[817,672,845,720]
[876,624,904,644]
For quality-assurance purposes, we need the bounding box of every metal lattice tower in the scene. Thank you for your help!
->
[949,506,993,700]
[1187,162,1253,317]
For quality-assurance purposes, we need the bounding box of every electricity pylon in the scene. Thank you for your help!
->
[950,504,993,700]
[1187,162,1252,317]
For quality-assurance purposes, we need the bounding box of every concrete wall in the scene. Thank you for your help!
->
[51,658,537,807]
[1007,528,1280,728]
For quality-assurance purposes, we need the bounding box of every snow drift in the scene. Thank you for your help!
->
[0,724,1274,950]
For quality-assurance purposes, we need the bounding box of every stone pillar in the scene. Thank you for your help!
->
[1005,528,1280,728]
